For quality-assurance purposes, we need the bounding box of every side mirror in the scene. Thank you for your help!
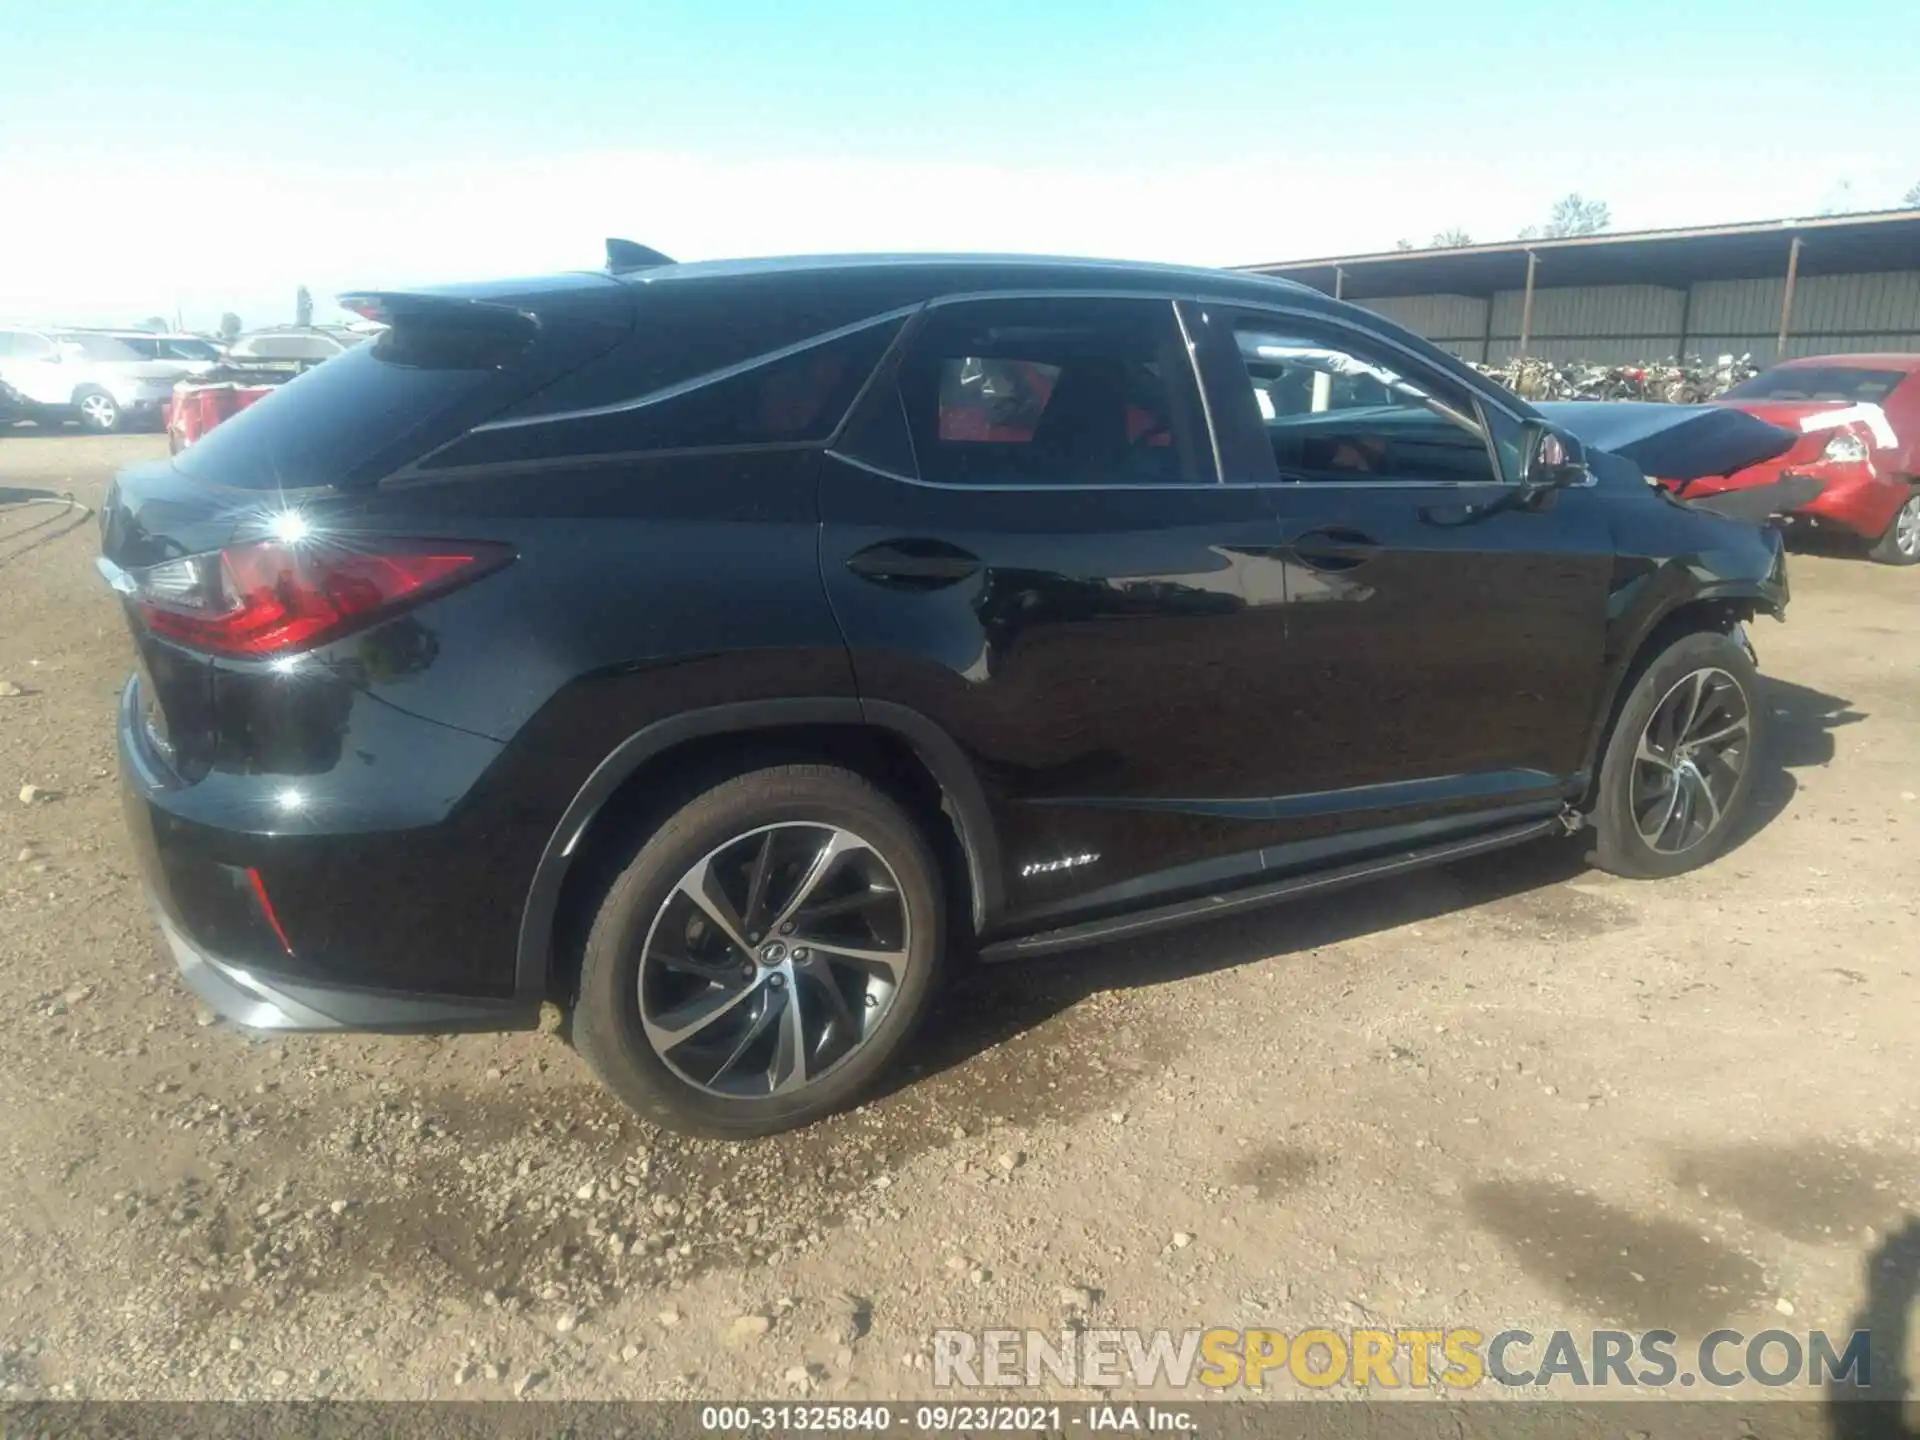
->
[1519,419,1590,491]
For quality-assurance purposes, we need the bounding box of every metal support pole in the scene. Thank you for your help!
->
[1776,235,1803,361]
[1674,284,1693,362]
[1517,251,1539,361]
[1333,266,1346,301]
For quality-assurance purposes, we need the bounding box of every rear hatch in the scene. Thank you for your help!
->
[100,274,633,780]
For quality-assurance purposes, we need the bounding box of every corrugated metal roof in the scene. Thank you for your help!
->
[1245,208,1920,298]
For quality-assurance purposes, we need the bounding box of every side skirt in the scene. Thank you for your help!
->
[977,814,1562,962]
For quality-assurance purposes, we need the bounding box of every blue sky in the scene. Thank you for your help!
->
[3,0,1917,328]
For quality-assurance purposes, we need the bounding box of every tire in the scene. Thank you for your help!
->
[1867,487,1920,566]
[573,764,946,1138]
[73,387,121,433]
[1589,630,1767,879]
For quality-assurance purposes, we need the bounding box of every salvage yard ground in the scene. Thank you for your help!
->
[1,432,1916,1405]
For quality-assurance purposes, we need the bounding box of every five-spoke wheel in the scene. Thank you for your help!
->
[573,765,943,1138]
[1629,667,1751,856]
[1591,630,1766,879]
[639,823,912,1099]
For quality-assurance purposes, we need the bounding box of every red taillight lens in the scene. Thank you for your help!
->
[136,538,512,657]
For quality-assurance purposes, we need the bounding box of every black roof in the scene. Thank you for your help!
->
[1243,209,1920,299]
[622,251,1326,306]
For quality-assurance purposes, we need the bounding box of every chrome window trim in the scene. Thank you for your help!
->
[442,282,1533,494]
[1171,301,1224,485]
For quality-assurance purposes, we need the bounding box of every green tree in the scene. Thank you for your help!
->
[218,312,243,341]
[1902,181,1920,207]
[1542,194,1610,237]
[1393,238,1416,252]
[1431,228,1473,248]
[138,315,169,333]
[295,285,314,328]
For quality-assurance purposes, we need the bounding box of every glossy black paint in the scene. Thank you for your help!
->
[102,253,1787,1022]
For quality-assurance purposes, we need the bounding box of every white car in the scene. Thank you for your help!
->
[0,326,201,433]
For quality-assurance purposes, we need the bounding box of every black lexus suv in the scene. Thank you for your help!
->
[101,245,1789,1136]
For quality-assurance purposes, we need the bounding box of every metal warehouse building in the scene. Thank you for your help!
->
[1242,208,1920,367]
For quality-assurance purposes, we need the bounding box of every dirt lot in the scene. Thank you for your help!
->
[1,431,1916,1407]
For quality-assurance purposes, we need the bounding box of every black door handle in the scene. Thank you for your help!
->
[845,539,982,590]
[1289,526,1381,573]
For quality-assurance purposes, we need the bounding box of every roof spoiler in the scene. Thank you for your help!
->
[606,238,675,274]
[336,291,540,334]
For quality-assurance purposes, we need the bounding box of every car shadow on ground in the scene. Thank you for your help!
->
[898,672,1863,1101]
[0,484,96,567]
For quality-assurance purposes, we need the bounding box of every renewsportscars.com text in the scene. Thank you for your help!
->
[932,1326,1874,1391]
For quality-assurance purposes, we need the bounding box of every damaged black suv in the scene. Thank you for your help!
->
[101,244,1790,1136]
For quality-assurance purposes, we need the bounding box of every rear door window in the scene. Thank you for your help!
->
[852,297,1212,487]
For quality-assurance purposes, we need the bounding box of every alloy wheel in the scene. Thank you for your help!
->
[79,394,118,430]
[1630,667,1751,855]
[637,823,911,1098]
[1895,496,1920,559]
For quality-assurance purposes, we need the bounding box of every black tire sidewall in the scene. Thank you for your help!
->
[1592,630,1766,879]
[574,767,944,1139]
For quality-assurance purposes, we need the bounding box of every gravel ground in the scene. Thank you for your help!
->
[1,431,1916,1408]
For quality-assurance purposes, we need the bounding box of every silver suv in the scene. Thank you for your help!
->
[0,326,206,433]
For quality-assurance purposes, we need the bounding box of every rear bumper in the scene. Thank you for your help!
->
[115,670,544,1032]
[1689,457,1908,538]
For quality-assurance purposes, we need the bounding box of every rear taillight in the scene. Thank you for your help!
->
[132,538,513,657]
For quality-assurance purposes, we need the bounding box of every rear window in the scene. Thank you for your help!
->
[171,322,584,489]
[1724,366,1909,404]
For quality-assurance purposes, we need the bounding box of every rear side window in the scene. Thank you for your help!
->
[3,332,56,361]
[424,316,905,470]
[172,322,587,489]
[859,297,1210,487]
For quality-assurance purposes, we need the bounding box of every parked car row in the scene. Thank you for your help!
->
[0,327,216,433]
[0,324,372,434]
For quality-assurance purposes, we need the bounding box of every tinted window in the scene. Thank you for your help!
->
[4,332,55,361]
[1228,321,1498,485]
[1724,366,1909,404]
[426,316,904,469]
[885,298,1210,487]
[114,337,164,359]
[173,322,578,488]
[162,338,220,361]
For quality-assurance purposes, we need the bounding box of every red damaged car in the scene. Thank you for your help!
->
[1686,354,1920,564]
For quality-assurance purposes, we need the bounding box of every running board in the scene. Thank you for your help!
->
[977,816,1561,962]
